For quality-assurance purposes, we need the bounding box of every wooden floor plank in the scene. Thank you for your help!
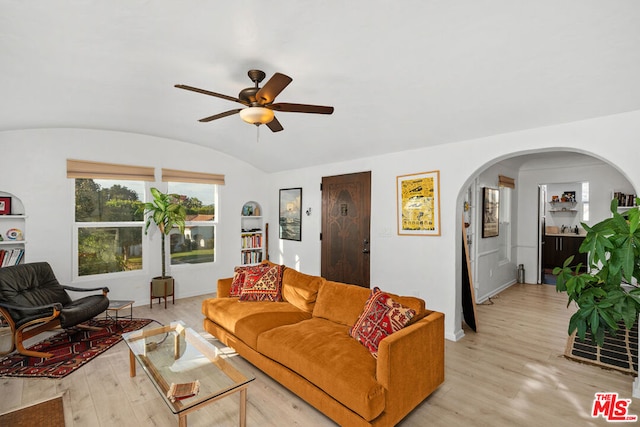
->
[0,283,637,426]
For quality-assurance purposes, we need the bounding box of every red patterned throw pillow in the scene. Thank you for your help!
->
[349,287,416,358]
[239,264,284,302]
[230,264,271,297]
[229,266,249,297]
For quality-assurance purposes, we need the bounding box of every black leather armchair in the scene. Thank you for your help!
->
[0,262,109,358]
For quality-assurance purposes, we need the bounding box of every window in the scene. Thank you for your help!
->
[69,161,224,275]
[74,178,145,276]
[498,186,512,263]
[582,182,590,221]
[167,182,217,265]
[69,159,153,277]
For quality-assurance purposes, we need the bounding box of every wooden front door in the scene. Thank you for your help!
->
[321,171,371,288]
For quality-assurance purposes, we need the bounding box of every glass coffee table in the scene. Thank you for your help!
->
[123,321,254,427]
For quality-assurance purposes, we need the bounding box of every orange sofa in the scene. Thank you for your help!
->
[201,265,445,427]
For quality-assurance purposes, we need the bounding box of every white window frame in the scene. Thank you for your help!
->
[498,186,512,264]
[72,179,148,281]
[166,182,218,268]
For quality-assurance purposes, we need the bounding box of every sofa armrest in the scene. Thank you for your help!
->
[376,310,444,412]
[217,277,232,297]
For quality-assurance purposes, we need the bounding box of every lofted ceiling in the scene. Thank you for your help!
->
[2,1,640,173]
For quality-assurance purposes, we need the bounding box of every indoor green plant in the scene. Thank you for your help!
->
[554,198,640,346]
[139,187,186,307]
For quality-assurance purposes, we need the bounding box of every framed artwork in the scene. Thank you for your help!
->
[279,188,302,241]
[396,170,440,236]
[0,197,11,215]
[482,187,500,238]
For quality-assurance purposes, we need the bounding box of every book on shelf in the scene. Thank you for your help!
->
[0,248,24,268]
[166,380,200,403]
[241,250,263,265]
[241,233,262,249]
[613,192,637,207]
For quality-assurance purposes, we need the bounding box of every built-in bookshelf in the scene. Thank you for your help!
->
[613,191,637,212]
[241,201,263,265]
[0,191,26,268]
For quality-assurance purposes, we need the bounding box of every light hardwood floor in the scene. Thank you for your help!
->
[1,284,638,426]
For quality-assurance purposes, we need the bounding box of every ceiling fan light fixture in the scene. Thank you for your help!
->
[239,106,274,125]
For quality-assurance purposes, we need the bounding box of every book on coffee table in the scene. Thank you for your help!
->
[167,380,200,402]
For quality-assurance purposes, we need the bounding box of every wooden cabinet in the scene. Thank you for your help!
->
[543,235,586,271]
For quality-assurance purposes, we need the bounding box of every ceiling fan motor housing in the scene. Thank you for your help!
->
[239,87,260,104]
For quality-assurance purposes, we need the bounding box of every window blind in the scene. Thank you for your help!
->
[161,168,225,185]
[498,175,515,189]
[67,159,155,181]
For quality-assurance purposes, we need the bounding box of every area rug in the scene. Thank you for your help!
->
[0,318,154,379]
[0,395,65,426]
[564,321,638,375]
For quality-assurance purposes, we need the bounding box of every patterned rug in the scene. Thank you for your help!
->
[0,318,154,379]
[564,321,638,375]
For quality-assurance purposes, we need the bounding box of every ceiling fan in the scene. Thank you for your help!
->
[175,69,334,132]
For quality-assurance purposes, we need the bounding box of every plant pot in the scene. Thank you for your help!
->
[150,276,174,309]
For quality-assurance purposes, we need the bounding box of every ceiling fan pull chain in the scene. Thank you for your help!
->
[256,124,260,143]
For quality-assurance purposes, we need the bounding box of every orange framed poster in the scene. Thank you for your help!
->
[396,170,440,236]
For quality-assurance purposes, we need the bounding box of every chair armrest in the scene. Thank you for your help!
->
[62,285,110,294]
[217,277,232,297]
[0,301,63,315]
[376,310,444,415]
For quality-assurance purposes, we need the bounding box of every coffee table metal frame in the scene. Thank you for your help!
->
[123,321,254,427]
[105,300,134,328]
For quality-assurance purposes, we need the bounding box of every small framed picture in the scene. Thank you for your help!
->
[482,187,499,238]
[0,197,11,215]
[279,188,302,241]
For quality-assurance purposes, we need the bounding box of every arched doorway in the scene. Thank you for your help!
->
[455,149,636,337]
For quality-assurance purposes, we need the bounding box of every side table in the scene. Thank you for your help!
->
[105,300,134,328]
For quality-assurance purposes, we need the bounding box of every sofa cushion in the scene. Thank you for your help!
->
[350,287,416,358]
[201,297,311,349]
[239,264,284,302]
[281,268,324,313]
[313,280,428,327]
[257,318,385,421]
[312,280,372,326]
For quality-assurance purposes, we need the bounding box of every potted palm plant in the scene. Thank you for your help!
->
[554,198,640,346]
[140,187,186,308]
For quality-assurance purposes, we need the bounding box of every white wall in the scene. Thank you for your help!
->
[2,110,640,342]
[545,182,583,230]
[267,110,640,341]
[473,163,519,302]
[517,156,635,284]
[0,128,268,304]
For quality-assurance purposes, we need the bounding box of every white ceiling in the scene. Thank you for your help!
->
[2,1,640,172]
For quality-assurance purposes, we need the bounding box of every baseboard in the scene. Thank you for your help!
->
[447,329,465,342]
[476,280,517,304]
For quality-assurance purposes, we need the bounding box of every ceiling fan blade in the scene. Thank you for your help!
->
[255,73,292,104]
[175,84,249,106]
[270,102,334,114]
[198,108,242,122]
[266,116,284,132]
